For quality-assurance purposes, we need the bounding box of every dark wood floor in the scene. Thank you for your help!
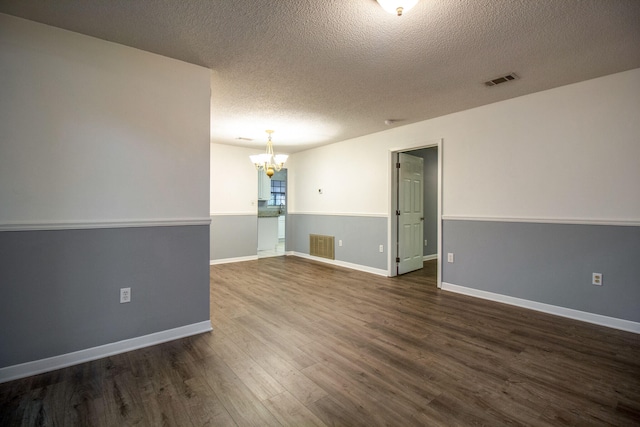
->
[2,256,639,426]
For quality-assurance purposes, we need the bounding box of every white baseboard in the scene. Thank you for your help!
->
[210,255,258,265]
[0,320,212,384]
[423,254,437,261]
[291,252,388,277]
[441,282,640,334]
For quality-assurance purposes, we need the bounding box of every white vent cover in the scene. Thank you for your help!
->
[485,73,519,87]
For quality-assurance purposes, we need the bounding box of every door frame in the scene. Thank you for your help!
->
[257,168,287,258]
[387,139,443,288]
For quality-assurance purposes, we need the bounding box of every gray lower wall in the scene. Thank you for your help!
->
[210,215,257,261]
[443,220,640,322]
[287,214,387,270]
[0,225,210,368]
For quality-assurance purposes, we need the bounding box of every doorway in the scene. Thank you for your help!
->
[257,169,287,258]
[389,140,442,287]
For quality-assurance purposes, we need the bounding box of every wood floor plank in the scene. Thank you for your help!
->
[197,355,282,426]
[300,339,440,411]
[239,351,327,407]
[301,363,386,426]
[236,313,315,349]
[148,380,194,426]
[233,314,317,364]
[303,361,442,427]
[225,317,321,372]
[182,376,238,426]
[263,390,327,427]
[205,331,285,401]
[306,395,377,427]
[102,370,149,426]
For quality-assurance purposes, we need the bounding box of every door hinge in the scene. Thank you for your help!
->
[395,257,400,263]
[396,162,401,169]
[395,210,401,216]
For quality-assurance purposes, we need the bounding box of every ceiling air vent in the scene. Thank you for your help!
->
[485,73,519,87]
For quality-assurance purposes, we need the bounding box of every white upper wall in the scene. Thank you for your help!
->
[0,14,210,225]
[289,68,640,222]
[287,139,390,216]
[210,143,259,215]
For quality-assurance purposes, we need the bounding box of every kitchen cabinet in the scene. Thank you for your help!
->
[278,215,285,239]
[258,173,271,201]
[257,217,278,250]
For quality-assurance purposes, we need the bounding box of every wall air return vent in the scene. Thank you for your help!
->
[310,234,335,260]
[485,73,519,87]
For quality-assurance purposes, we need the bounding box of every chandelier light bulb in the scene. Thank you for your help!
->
[376,0,419,16]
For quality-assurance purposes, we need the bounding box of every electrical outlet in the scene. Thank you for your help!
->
[447,253,454,263]
[424,239,428,246]
[120,287,131,303]
[339,240,343,247]
[379,245,384,253]
[592,273,602,286]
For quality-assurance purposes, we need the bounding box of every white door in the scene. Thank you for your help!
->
[397,153,424,275]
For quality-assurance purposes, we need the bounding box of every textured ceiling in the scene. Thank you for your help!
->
[1,0,639,152]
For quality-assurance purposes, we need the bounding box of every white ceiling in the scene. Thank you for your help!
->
[1,0,639,153]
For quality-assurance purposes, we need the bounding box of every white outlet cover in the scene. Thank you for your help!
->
[447,253,454,263]
[592,273,603,286]
[120,287,131,303]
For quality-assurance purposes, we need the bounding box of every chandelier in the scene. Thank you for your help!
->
[249,130,288,178]
[377,0,418,16]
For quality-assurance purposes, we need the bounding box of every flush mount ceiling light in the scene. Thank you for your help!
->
[249,130,288,178]
[377,0,419,16]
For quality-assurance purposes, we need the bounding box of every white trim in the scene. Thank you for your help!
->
[442,215,640,227]
[441,282,640,334]
[0,218,212,232]
[210,212,257,217]
[210,255,258,265]
[423,254,438,261]
[288,212,388,218]
[290,252,388,277]
[387,149,394,277]
[436,140,443,289]
[0,321,212,384]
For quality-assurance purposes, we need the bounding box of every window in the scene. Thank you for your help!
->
[268,180,286,206]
